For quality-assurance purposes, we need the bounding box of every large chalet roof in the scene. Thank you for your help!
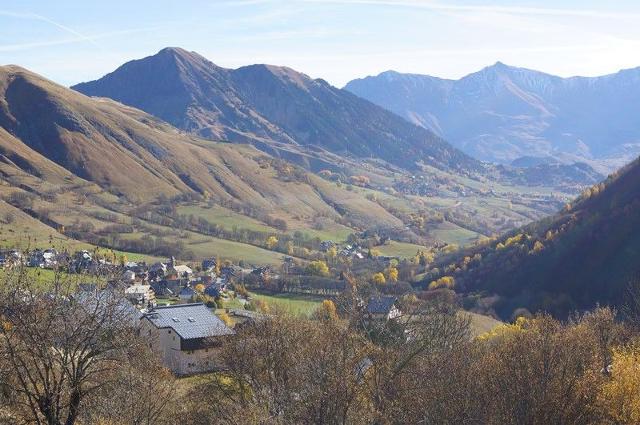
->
[144,303,233,340]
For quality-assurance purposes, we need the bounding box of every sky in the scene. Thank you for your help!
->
[1,0,640,87]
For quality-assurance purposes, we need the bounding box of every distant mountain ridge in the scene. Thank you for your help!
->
[73,47,481,174]
[345,63,640,171]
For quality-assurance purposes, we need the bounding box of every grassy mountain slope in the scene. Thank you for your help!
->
[422,157,640,319]
[0,65,404,226]
[0,64,583,267]
[7,64,561,266]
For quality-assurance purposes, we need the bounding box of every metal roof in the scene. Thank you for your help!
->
[144,303,233,340]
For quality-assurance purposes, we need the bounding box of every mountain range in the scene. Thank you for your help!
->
[0,64,432,258]
[72,47,480,174]
[345,63,640,173]
[2,62,569,264]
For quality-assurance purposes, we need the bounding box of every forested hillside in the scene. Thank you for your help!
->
[421,157,640,319]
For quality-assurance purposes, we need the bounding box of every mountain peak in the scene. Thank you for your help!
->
[151,47,216,69]
[480,61,513,74]
[74,49,480,174]
[157,46,189,56]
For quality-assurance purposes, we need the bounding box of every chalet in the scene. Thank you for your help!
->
[320,240,336,252]
[149,262,168,278]
[204,281,223,298]
[220,265,242,279]
[162,278,185,294]
[150,281,174,297]
[28,248,58,268]
[122,269,136,282]
[173,264,193,278]
[366,296,402,321]
[178,285,197,302]
[124,284,156,309]
[251,266,273,280]
[0,249,22,268]
[141,303,233,375]
[202,258,217,272]
[70,250,93,273]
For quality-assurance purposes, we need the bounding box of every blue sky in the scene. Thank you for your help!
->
[2,0,640,87]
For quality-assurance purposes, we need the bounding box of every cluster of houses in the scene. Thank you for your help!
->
[319,240,367,260]
[120,256,244,310]
[1,247,406,376]
[0,248,120,274]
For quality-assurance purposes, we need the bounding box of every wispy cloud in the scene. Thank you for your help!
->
[0,10,101,48]
[0,26,163,53]
[299,0,640,20]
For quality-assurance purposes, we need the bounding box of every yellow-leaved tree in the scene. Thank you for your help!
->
[386,267,399,283]
[306,260,330,277]
[371,272,386,285]
[428,276,455,290]
[266,236,279,249]
[597,345,640,424]
[314,300,338,322]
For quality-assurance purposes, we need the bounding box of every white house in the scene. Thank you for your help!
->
[366,296,402,321]
[125,284,156,308]
[141,303,233,375]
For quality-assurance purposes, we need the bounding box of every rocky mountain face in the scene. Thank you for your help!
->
[73,48,482,174]
[345,63,640,172]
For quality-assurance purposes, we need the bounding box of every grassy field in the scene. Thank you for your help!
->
[176,204,278,233]
[376,241,427,259]
[179,233,289,266]
[0,267,100,289]
[430,223,481,246]
[249,291,324,317]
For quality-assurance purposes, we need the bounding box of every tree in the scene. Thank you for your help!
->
[597,345,640,424]
[371,272,386,285]
[188,316,375,424]
[531,240,545,254]
[386,267,399,283]
[0,270,147,425]
[266,236,279,250]
[326,246,338,262]
[306,260,330,277]
[218,312,233,327]
[428,276,455,290]
[80,345,177,425]
[314,300,338,322]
